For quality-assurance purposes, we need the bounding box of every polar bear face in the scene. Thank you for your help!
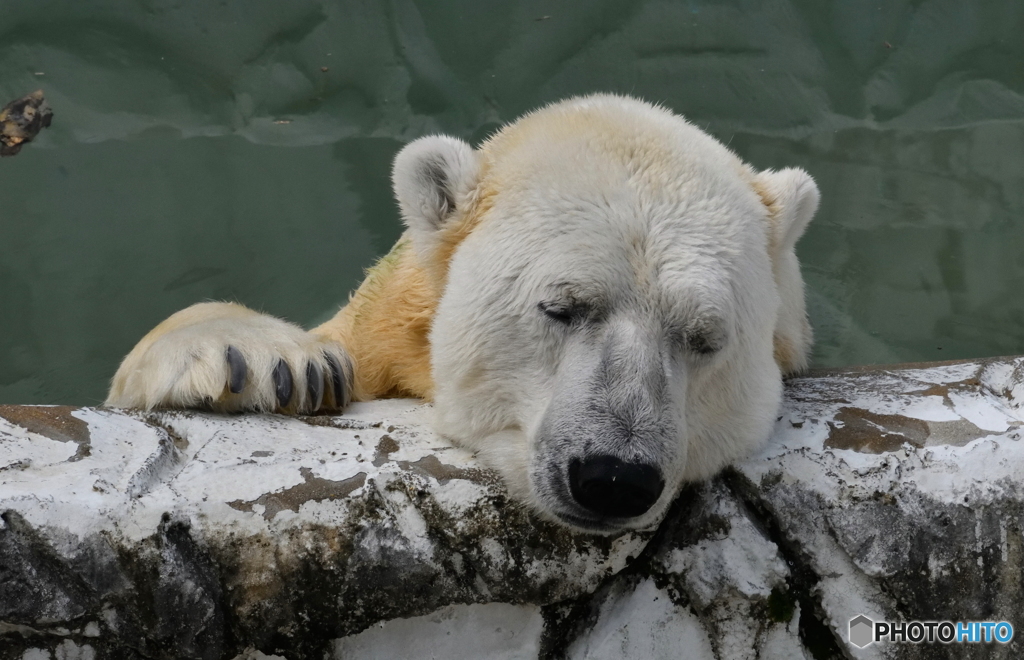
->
[394,95,817,533]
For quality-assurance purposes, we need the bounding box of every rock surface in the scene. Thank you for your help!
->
[2,357,1024,659]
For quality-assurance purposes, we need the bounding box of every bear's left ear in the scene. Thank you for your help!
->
[752,167,819,255]
[392,136,481,244]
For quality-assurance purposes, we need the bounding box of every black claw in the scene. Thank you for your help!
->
[306,361,323,412]
[226,346,247,394]
[325,353,347,408]
[273,359,293,408]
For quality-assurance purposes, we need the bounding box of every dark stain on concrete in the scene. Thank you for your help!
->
[228,468,367,520]
[150,516,225,658]
[372,434,400,466]
[299,416,382,430]
[0,405,91,461]
[0,509,96,623]
[825,407,929,453]
[906,376,981,406]
[397,454,488,485]
[922,418,992,447]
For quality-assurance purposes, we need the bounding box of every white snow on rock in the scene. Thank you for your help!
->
[3,357,1024,658]
[331,603,544,660]
[655,482,794,660]
[567,578,715,660]
[736,357,1024,657]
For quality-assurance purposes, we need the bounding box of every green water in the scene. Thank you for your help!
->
[1,0,1022,405]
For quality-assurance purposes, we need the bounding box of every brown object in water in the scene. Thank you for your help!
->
[0,90,53,157]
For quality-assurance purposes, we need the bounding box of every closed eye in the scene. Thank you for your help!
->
[668,323,726,357]
[686,330,721,355]
[538,300,578,325]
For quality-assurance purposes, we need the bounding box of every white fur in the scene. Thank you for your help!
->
[413,95,816,531]
[392,135,482,264]
[106,302,349,413]
[755,167,819,372]
[106,95,817,534]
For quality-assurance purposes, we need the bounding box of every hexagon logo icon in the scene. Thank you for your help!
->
[849,614,874,648]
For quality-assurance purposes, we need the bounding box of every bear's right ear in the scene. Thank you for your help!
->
[392,136,481,246]
[752,167,819,256]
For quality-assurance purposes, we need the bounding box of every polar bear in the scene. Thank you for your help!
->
[107,94,818,533]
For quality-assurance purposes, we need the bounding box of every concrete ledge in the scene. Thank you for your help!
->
[2,357,1024,659]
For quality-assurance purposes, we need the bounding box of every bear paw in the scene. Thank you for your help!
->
[105,302,352,414]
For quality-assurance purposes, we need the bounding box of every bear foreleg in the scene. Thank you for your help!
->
[105,301,353,414]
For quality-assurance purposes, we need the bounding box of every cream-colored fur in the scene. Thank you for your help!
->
[107,302,352,413]
[751,167,819,373]
[107,94,818,532]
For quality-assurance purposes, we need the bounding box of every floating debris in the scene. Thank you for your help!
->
[0,89,53,157]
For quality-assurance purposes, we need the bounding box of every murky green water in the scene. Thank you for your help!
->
[1,0,1022,405]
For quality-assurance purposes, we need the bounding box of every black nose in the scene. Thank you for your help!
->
[568,456,665,519]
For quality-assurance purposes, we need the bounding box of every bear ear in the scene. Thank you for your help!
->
[753,167,819,375]
[753,167,820,254]
[392,135,481,239]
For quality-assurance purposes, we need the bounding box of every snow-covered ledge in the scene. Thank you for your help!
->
[3,357,1024,659]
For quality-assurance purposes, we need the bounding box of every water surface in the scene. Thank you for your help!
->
[1,0,1022,404]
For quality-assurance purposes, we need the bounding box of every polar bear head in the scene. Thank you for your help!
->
[392,95,818,533]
